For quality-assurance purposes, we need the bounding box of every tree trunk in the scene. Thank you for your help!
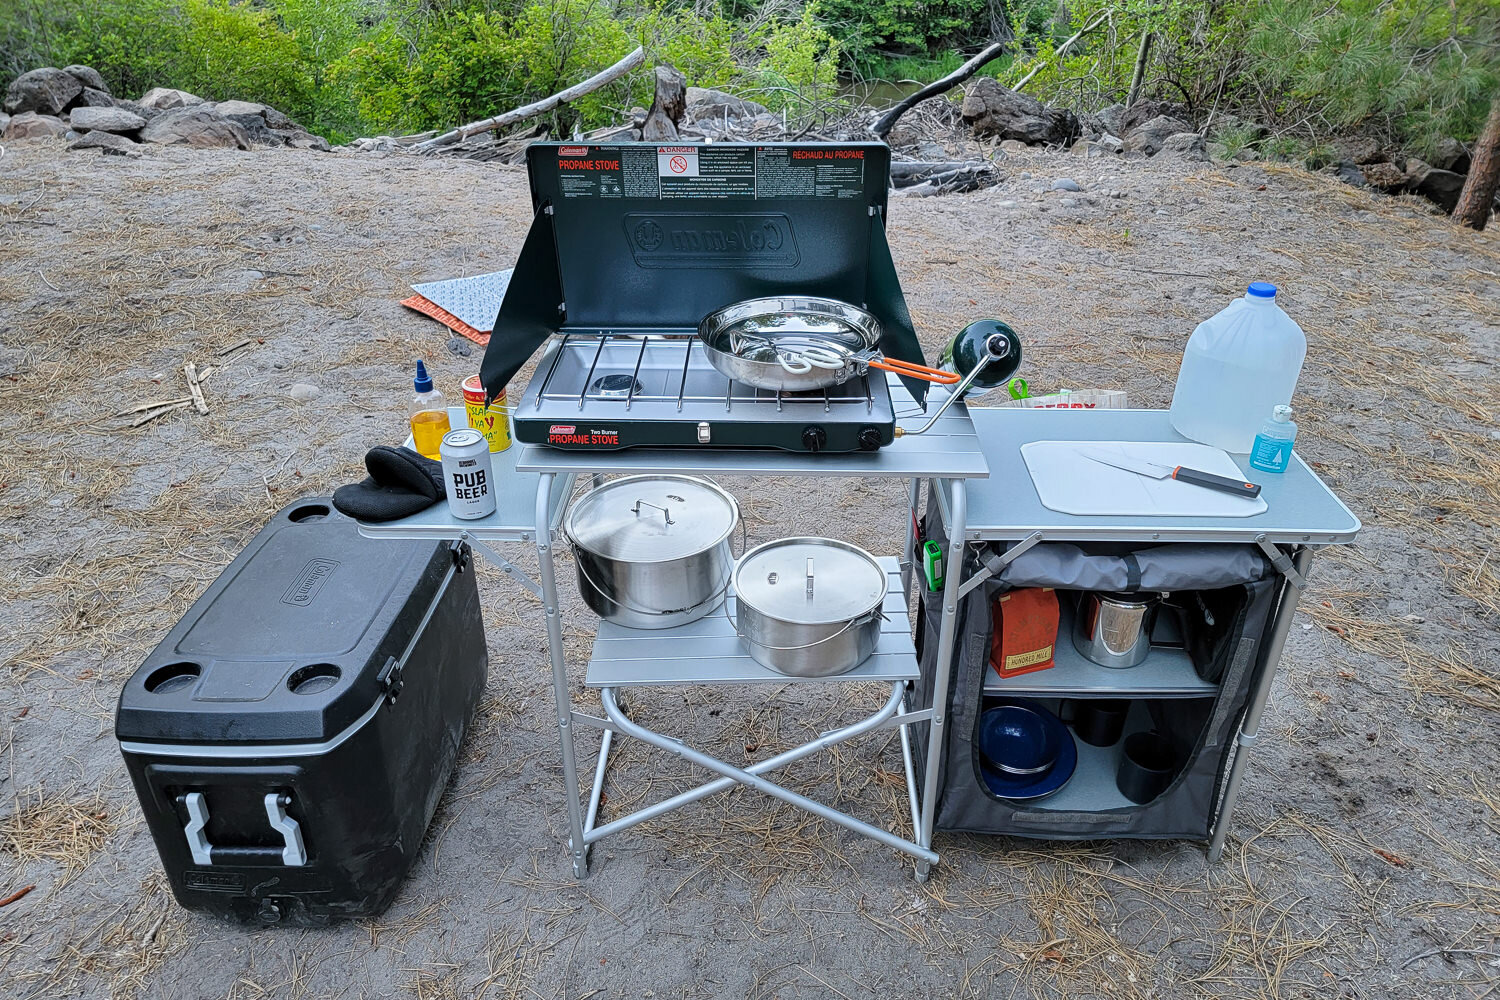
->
[1126,31,1153,108]
[1454,94,1500,230]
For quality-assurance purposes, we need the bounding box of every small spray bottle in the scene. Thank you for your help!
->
[409,360,450,460]
[1249,404,1297,474]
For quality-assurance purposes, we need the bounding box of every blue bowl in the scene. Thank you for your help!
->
[978,703,1060,776]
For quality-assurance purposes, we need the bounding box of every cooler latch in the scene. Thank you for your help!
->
[377,655,404,704]
[178,791,307,867]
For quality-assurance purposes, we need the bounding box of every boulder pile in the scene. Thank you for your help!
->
[959,81,1206,163]
[2,66,329,155]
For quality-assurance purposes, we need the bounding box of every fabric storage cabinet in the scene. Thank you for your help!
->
[115,499,486,924]
[911,512,1283,842]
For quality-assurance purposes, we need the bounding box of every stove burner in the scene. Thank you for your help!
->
[591,373,643,398]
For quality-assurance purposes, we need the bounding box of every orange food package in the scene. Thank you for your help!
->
[989,588,1060,679]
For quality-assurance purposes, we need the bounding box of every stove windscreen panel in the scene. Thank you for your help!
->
[526,142,891,330]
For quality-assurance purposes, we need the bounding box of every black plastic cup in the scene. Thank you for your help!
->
[1070,699,1130,747]
[1116,731,1178,804]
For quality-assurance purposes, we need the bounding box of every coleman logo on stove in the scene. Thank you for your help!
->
[624,212,799,268]
[548,425,619,446]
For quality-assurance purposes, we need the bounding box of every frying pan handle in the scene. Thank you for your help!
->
[868,357,961,385]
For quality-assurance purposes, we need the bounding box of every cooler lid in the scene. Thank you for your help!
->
[115,501,447,745]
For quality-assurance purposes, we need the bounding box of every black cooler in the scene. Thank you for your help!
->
[116,499,486,924]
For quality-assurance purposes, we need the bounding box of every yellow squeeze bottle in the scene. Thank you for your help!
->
[409,360,450,460]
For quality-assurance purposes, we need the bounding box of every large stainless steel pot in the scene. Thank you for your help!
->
[732,537,887,677]
[698,296,957,393]
[565,475,739,630]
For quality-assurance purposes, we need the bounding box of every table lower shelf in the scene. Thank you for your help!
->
[585,557,918,687]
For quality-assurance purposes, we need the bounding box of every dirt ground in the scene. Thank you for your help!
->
[1,136,1497,1000]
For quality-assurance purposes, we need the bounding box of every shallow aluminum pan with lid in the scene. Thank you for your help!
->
[732,537,886,677]
[565,475,740,630]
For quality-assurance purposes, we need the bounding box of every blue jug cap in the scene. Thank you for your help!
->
[414,359,433,393]
[1247,282,1277,298]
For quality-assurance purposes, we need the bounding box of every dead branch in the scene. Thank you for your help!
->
[872,41,1008,139]
[1012,9,1114,92]
[417,46,646,150]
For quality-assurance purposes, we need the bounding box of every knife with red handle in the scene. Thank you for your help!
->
[1079,449,1262,499]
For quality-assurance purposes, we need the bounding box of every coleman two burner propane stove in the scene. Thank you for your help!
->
[478,142,934,453]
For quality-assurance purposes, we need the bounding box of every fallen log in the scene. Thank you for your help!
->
[872,41,1007,139]
[417,46,645,150]
[890,160,987,184]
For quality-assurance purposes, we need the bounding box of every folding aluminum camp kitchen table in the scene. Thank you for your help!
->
[925,406,1361,860]
[357,381,988,880]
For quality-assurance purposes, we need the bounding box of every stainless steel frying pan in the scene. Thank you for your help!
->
[697,296,959,393]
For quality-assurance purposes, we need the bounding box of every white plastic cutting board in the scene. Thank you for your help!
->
[1020,440,1269,517]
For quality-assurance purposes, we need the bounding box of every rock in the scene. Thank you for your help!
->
[138,87,205,111]
[213,99,297,130]
[3,112,68,139]
[276,129,329,151]
[685,86,767,121]
[69,105,146,133]
[1360,161,1407,193]
[63,65,108,93]
[1120,99,1186,134]
[961,78,1079,145]
[1095,103,1127,136]
[1122,115,1194,155]
[69,87,117,110]
[1052,177,1083,191]
[1161,131,1209,162]
[140,106,250,149]
[1326,159,1366,187]
[1332,134,1387,165]
[68,130,142,157]
[1406,160,1466,213]
[287,383,321,402]
[1429,136,1470,174]
[4,68,84,116]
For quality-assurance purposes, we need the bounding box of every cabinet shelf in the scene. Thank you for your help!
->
[983,596,1217,699]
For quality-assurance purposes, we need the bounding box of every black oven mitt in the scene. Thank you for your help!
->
[331,446,446,522]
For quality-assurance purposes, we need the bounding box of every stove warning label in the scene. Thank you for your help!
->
[552,144,869,200]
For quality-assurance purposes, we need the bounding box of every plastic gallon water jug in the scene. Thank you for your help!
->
[1169,282,1306,453]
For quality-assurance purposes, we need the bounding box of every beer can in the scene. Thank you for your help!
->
[439,428,496,520]
[462,375,511,453]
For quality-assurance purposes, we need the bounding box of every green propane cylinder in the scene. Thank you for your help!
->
[937,320,1023,396]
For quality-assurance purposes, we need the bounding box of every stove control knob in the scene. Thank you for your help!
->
[857,427,884,451]
[801,426,827,453]
[696,421,711,444]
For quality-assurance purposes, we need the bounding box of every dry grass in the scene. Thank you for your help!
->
[1,786,113,881]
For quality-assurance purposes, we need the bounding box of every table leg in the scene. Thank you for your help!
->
[536,472,590,878]
[900,477,920,599]
[915,478,966,881]
[598,688,938,865]
[1208,546,1314,863]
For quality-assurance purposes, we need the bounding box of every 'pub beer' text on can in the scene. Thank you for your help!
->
[439,428,496,520]
[462,375,511,453]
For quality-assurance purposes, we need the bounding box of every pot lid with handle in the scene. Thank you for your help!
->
[566,475,738,563]
[734,537,886,625]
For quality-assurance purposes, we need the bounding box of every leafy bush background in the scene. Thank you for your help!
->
[1,0,1495,157]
